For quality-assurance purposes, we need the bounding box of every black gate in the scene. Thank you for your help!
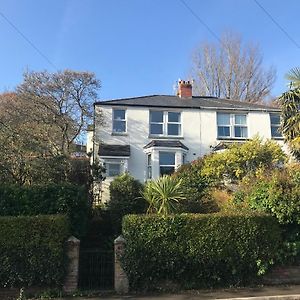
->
[78,248,114,290]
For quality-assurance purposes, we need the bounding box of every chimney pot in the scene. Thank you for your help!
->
[177,79,193,98]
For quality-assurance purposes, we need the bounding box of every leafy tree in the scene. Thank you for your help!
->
[0,70,101,185]
[191,32,276,102]
[202,137,286,183]
[278,67,300,160]
[17,70,101,155]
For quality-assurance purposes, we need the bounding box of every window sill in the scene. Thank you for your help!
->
[217,137,248,141]
[148,135,184,140]
[271,137,284,141]
[111,132,128,136]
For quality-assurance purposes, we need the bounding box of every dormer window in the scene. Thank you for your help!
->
[113,109,126,133]
[149,111,181,136]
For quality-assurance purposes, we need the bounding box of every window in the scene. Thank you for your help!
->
[217,113,248,138]
[147,154,152,179]
[159,152,175,175]
[270,113,282,138]
[106,163,121,177]
[150,111,164,135]
[150,111,181,136]
[113,109,126,133]
[167,112,181,135]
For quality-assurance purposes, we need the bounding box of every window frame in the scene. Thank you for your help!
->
[149,110,182,137]
[159,151,176,176]
[149,111,164,136]
[105,162,122,177]
[147,153,152,179]
[270,113,282,139]
[112,109,127,134]
[217,112,248,139]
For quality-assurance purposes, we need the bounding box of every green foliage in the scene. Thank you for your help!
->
[173,159,215,213]
[142,175,185,216]
[122,213,281,290]
[278,66,300,160]
[81,208,115,250]
[235,168,300,225]
[202,137,286,183]
[108,173,146,234]
[0,184,89,237]
[278,88,300,160]
[0,215,70,288]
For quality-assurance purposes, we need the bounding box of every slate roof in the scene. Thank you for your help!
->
[94,95,280,112]
[144,140,189,150]
[99,144,130,157]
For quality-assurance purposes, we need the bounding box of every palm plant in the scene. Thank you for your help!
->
[286,67,300,89]
[142,175,185,216]
[278,67,300,160]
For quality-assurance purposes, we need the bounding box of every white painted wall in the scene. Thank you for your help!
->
[86,130,93,155]
[94,105,282,183]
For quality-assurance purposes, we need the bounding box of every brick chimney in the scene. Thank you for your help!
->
[177,80,192,98]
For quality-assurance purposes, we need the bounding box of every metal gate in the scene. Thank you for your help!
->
[78,248,114,290]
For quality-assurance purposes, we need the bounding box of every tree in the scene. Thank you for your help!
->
[201,137,286,183]
[0,69,101,184]
[278,67,300,160]
[191,32,276,103]
[17,70,101,155]
[0,93,70,184]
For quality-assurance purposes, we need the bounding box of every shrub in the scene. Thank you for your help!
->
[235,168,300,225]
[122,213,281,290]
[142,175,185,216]
[172,159,214,213]
[0,183,89,237]
[0,215,70,287]
[202,137,286,183]
[232,166,300,264]
[107,173,147,234]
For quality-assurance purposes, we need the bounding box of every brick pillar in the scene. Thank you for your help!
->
[63,236,80,293]
[114,235,129,294]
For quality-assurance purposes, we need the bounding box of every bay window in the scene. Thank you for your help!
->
[159,152,175,175]
[147,154,152,179]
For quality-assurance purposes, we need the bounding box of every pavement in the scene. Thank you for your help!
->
[49,285,300,300]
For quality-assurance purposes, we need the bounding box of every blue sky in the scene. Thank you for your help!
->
[0,0,299,100]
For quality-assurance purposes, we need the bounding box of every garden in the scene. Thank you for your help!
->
[0,137,300,298]
[103,137,300,291]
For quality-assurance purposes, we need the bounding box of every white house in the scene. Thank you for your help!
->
[88,80,283,202]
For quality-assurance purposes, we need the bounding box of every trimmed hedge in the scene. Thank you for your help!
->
[0,215,70,287]
[122,213,282,290]
[0,183,89,237]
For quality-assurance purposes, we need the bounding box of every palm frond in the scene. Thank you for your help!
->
[285,67,300,89]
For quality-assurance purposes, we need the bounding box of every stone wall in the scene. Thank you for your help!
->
[263,266,300,285]
[63,236,80,293]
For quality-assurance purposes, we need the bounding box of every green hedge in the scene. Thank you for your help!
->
[122,213,282,290]
[0,184,89,237]
[0,215,70,287]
